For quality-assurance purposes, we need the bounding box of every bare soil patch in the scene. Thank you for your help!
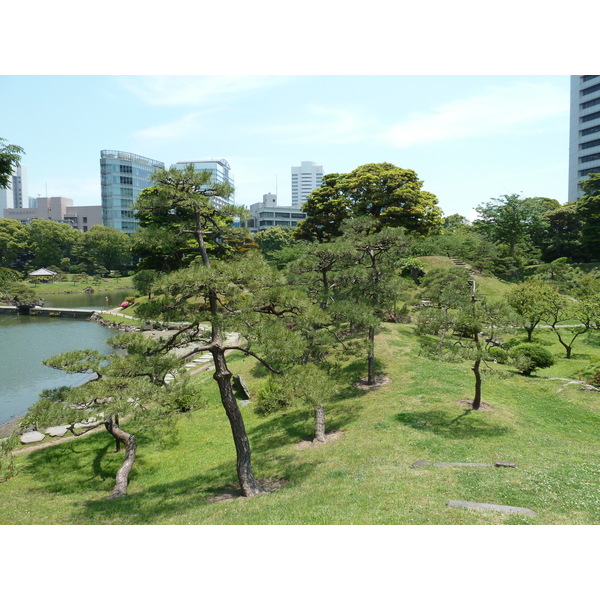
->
[205,477,287,503]
[354,375,392,390]
[456,399,494,411]
[294,430,345,450]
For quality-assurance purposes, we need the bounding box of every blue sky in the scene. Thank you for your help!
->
[1,75,571,220]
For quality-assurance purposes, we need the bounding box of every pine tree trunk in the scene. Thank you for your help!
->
[212,348,263,497]
[472,357,482,410]
[313,404,326,443]
[367,325,376,385]
[105,416,137,499]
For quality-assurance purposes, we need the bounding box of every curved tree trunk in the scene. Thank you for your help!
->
[313,404,326,443]
[212,348,263,497]
[105,416,137,499]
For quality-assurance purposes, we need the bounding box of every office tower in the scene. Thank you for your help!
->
[291,161,323,208]
[173,158,235,208]
[568,75,600,203]
[100,150,164,232]
[0,164,28,211]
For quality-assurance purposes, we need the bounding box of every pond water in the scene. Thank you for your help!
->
[42,289,131,310]
[0,313,118,426]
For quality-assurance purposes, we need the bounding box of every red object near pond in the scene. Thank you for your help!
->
[121,301,129,307]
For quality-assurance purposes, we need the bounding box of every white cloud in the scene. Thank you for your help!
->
[118,75,290,107]
[383,83,569,148]
[261,104,372,145]
[133,111,209,140]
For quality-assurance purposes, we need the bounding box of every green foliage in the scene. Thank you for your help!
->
[538,202,585,262]
[0,138,25,189]
[578,173,600,261]
[132,164,240,271]
[73,225,132,274]
[474,194,552,261]
[255,364,339,416]
[255,226,297,259]
[505,279,557,341]
[132,269,159,299]
[28,219,82,269]
[581,359,600,386]
[487,346,508,364]
[510,343,555,375]
[295,163,443,241]
[0,218,30,270]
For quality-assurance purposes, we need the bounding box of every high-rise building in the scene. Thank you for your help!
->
[0,165,28,211]
[100,150,164,233]
[568,75,600,203]
[173,159,235,208]
[291,161,323,208]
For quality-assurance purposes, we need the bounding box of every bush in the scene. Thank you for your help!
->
[510,343,555,376]
[254,376,293,416]
[487,346,508,364]
[581,359,600,386]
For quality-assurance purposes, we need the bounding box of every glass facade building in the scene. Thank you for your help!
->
[173,159,235,208]
[100,150,164,232]
[568,76,600,203]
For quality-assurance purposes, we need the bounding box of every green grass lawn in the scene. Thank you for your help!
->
[23,276,134,295]
[2,320,599,525]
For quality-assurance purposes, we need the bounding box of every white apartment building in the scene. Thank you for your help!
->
[0,165,28,212]
[248,193,306,233]
[568,75,600,203]
[291,161,323,208]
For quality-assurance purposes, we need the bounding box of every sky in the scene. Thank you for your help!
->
[1,74,572,220]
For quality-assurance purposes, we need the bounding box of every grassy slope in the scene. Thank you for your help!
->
[2,323,599,525]
[20,276,134,295]
[1,260,598,525]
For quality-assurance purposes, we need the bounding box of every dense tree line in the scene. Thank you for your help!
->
[0,219,133,276]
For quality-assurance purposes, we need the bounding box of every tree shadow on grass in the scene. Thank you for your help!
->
[394,409,511,439]
[77,452,318,524]
[248,384,366,453]
[23,434,120,496]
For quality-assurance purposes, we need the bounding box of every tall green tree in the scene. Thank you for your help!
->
[28,219,82,269]
[255,226,297,259]
[505,279,557,342]
[537,202,585,262]
[417,268,514,410]
[578,173,600,261]
[0,138,25,189]
[74,225,132,273]
[0,218,30,269]
[135,167,308,497]
[336,217,411,385]
[295,163,443,242]
[132,165,238,272]
[473,194,551,259]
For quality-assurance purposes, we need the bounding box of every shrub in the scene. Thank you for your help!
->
[510,343,555,376]
[254,376,293,416]
[581,359,600,386]
[487,346,508,364]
